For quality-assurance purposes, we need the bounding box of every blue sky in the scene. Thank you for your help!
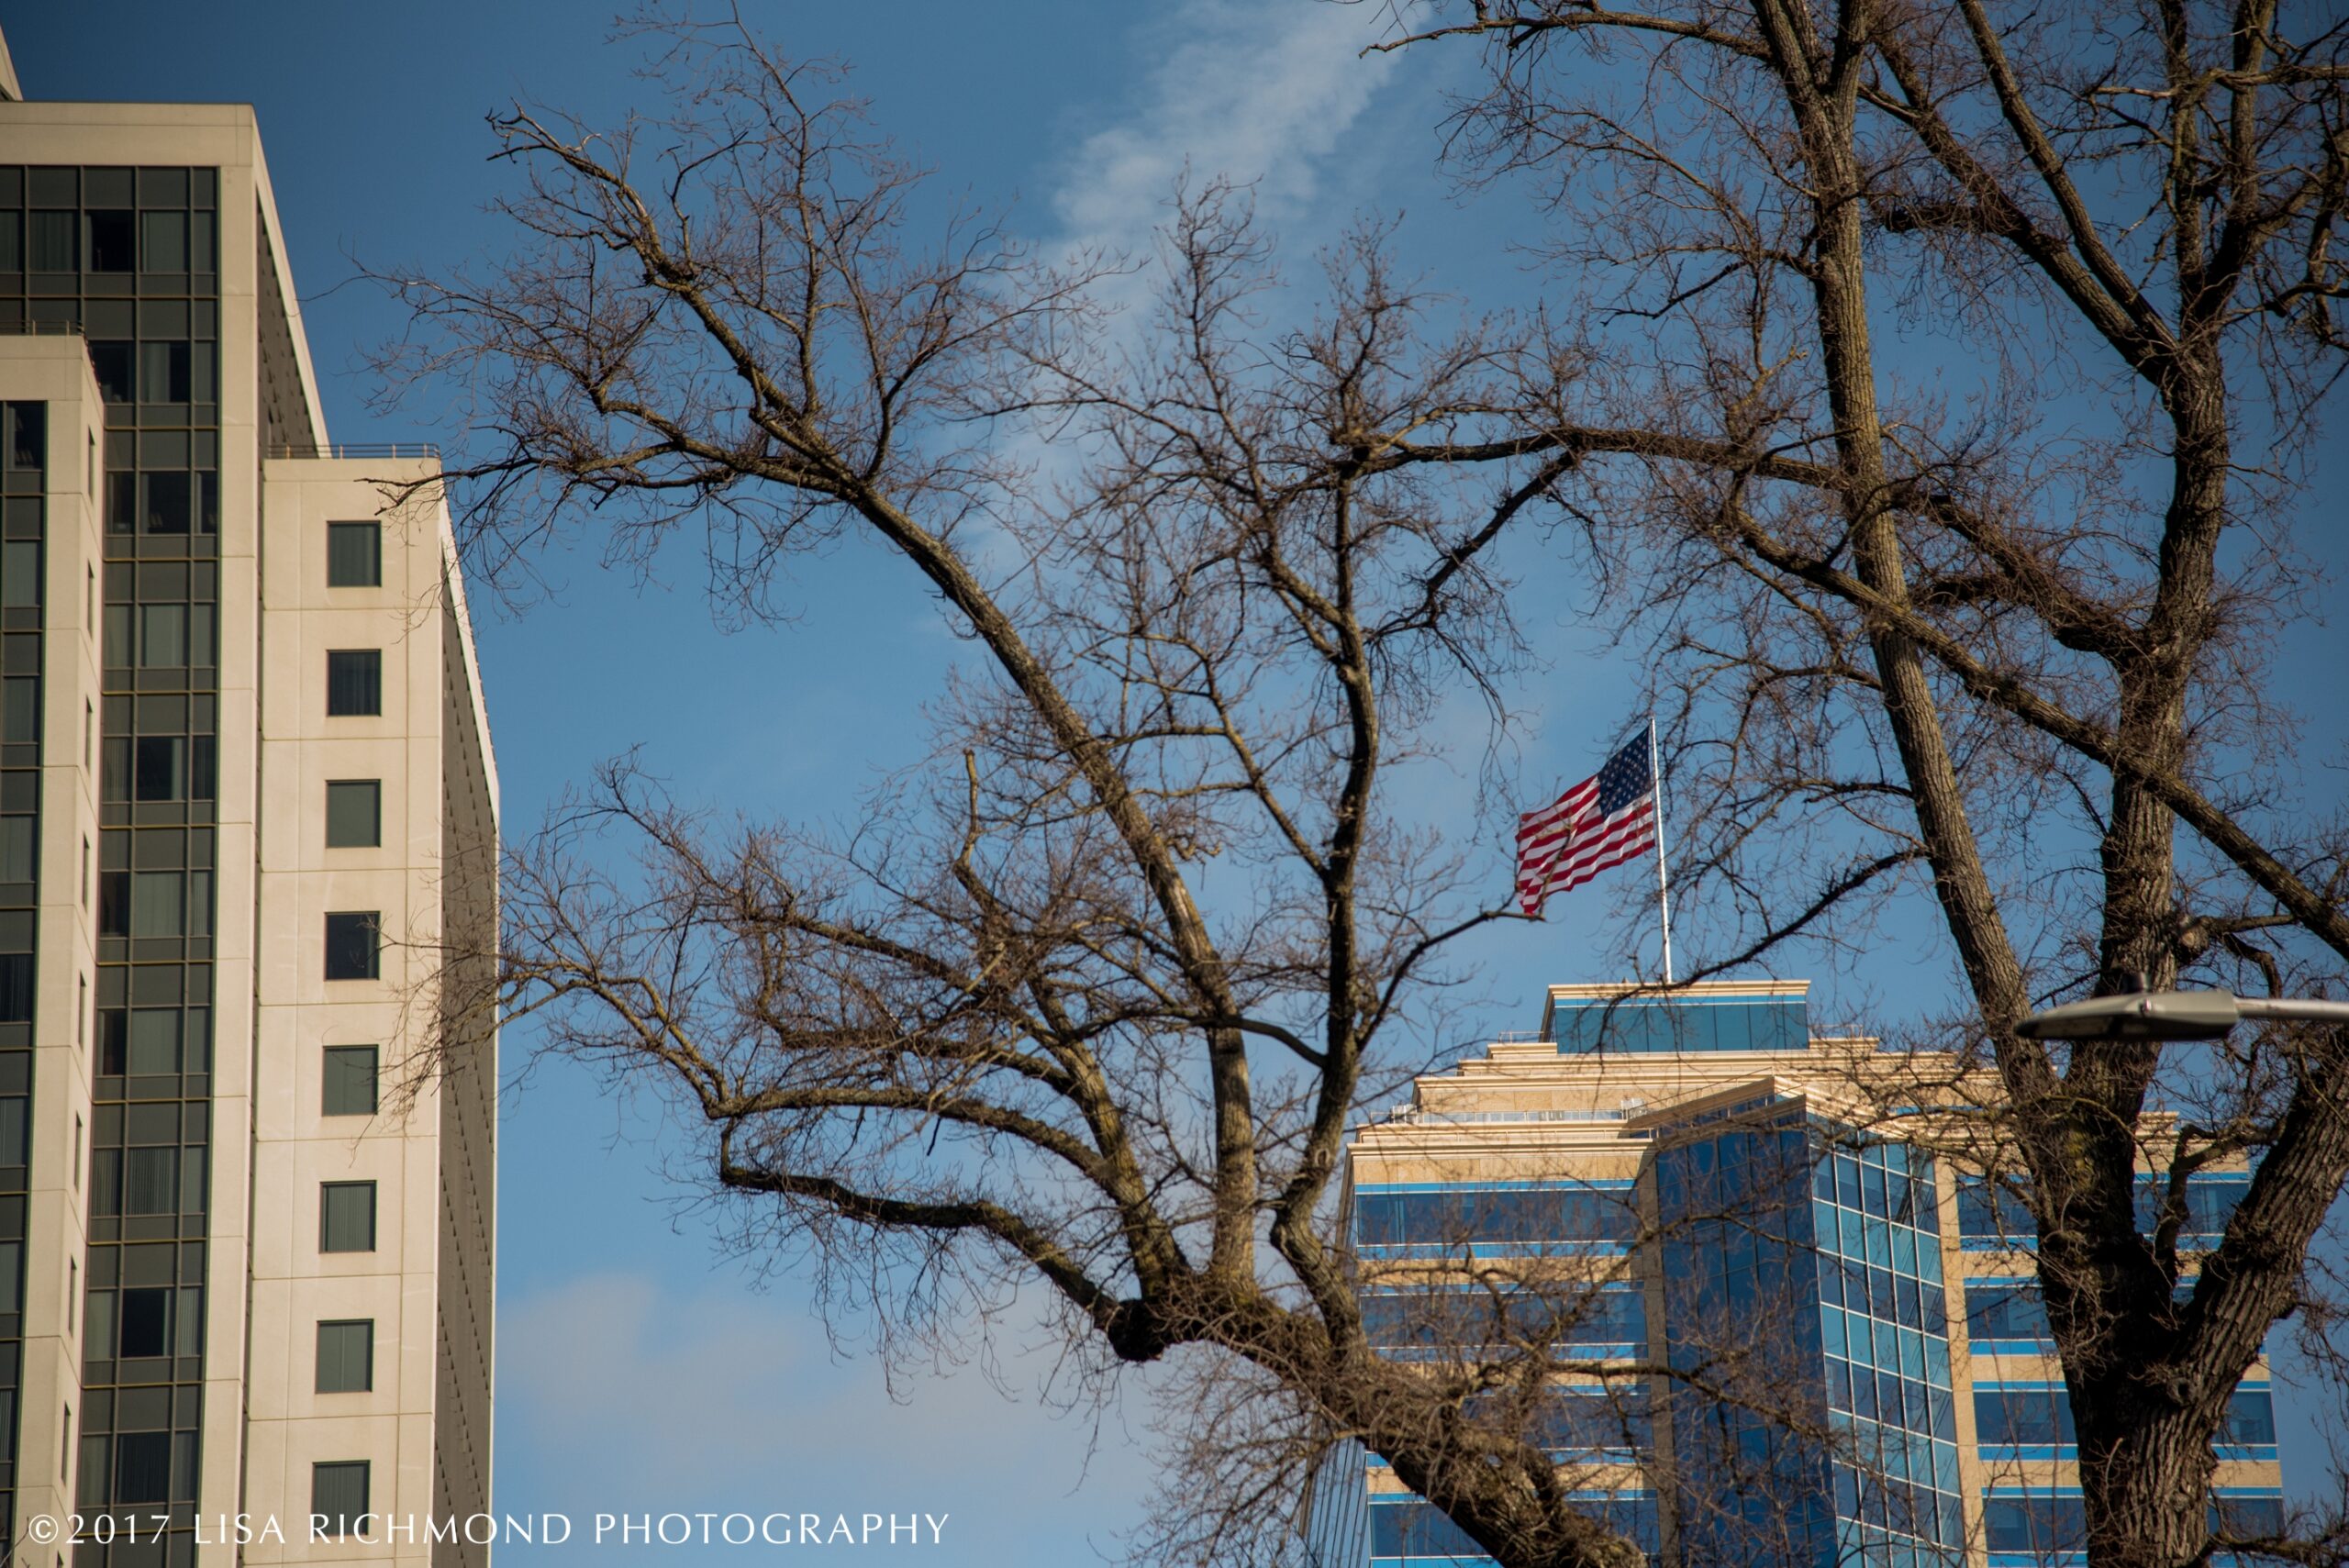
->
[6,2,2345,1562]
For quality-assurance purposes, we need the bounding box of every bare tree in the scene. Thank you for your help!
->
[1371,3,2349,1566]
[372,19,1768,1568]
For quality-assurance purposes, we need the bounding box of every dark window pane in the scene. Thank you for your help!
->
[0,954,31,1023]
[118,1287,170,1358]
[86,210,134,272]
[323,1045,379,1116]
[98,871,129,937]
[142,471,191,535]
[134,736,184,801]
[327,521,382,587]
[324,912,380,981]
[124,1147,177,1215]
[89,341,135,404]
[311,1461,371,1538]
[320,1182,376,1252]
[116,1431,171,1504]
[7,404,41,470]
[316,1319,374,1393]
[326,780,382,848]
[327,650,383,717]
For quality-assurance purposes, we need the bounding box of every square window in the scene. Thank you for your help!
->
[310,1461,371,1538]
[316,1319,374,1394]
[88,341,134,404]
[115,1431,169,1504]
[319,1182,376,1253]
[139,602,185,665]
[326,781,382,848]
[323,1046,379,1117]
[133,736,183,801]
[85,211,134,272]
[2,539,40,608]
[128,870,184,938]
[324,912,380,981]
[139,210,187,272]
[327,521,382,587]
[327,650,382,716]
[119,1287,171,1358]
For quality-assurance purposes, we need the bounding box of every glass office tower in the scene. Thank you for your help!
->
[0,33,498,1568]
[1299,981,2282,1568]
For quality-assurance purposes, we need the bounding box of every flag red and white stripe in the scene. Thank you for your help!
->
[1515,735,1658,917]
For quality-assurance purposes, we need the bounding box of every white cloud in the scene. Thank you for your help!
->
[1049,0,1401,272]
[496,1271,1157,1561]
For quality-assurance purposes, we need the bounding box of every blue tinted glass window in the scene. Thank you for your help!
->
[2221,1391,2276,1447]
[1355,1185,1637,1248]
[1984,1496,2086,1553]
[1361,1287,1643,1351]
[1975,1387,2076,1446]
[2211,1495,2283,1538]
[1965,1281,2051,1341]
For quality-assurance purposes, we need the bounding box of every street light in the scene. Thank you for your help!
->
[2015,989,2349,1042]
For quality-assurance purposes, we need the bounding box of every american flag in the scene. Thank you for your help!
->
[1516,735,1658,917]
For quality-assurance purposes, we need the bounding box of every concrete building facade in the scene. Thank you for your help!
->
[1302,982,2279,1568]
[0,38,497,1568]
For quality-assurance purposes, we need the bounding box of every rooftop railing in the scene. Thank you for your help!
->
[267,442,442,461]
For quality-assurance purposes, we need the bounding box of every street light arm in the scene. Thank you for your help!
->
[2233,997,2349,1026]
[2015,990,2349,1041]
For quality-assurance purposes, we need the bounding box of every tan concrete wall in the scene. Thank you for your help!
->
[0,335,108,1544]
[248,460,476,1568]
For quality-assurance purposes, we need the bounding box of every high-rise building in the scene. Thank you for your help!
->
[1301,981,2279,1568]
[0,34,498,1568]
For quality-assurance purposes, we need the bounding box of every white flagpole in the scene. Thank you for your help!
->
[1648,717,1675,984]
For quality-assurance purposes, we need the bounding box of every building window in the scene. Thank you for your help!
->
[114,1431,170,1504]
[324,912,380,981]
[28,210,75,272]
[311,1461,371,1538]
[323,1046,380,1117]
[326,780,382,848]
[328,521,382,587]
[1,539,39,607]
[118,1287,172,1358]
[129,870,184,938]
[316,1319,374,1393]
[84,210,135,272]
[319,1182,377,1253]
[327,650,382,716]
[0,817,32,882]
[134,736,183,801]
[0,954,33,1023]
